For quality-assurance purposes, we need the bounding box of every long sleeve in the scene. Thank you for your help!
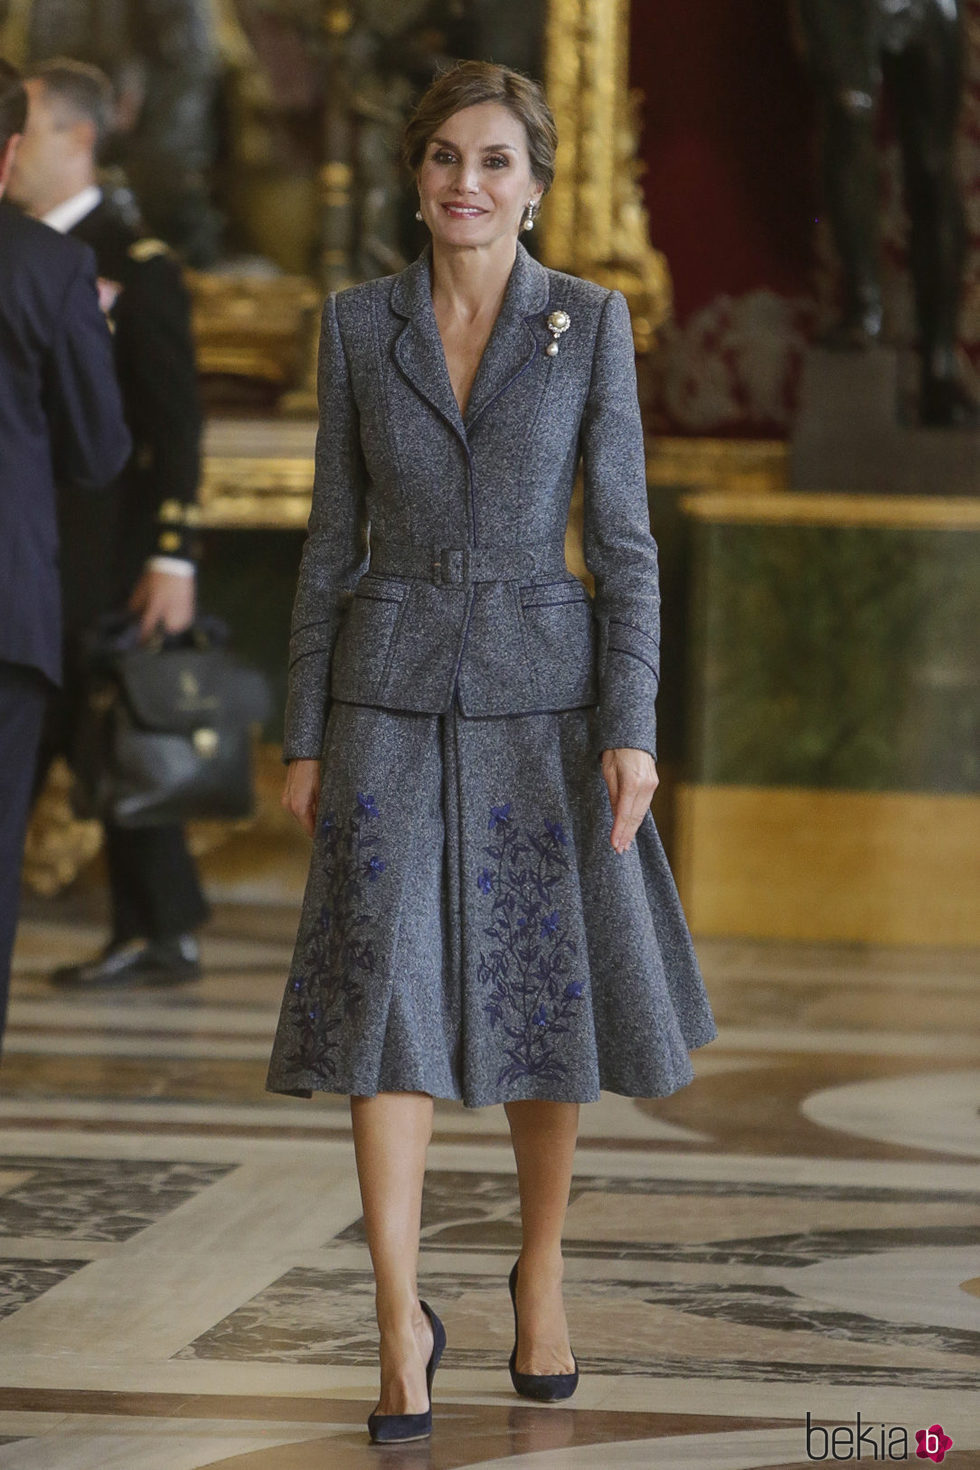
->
[282,291,370,760]
[114,250,203,563]
[45,253,131,490]
[580,288,661,759]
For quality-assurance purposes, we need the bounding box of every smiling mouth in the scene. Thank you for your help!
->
[442,203,487,217]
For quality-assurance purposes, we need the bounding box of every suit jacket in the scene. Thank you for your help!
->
[59,197,202,630]
[284,239,661,762]
[0,202,131,685]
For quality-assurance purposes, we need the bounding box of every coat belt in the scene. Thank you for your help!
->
[367,541,569,587]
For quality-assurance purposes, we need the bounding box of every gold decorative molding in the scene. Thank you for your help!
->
[200,457,313,528]
[676,784,980,946]
[681,490,980,531]
[22,760,102,898]
[543,0,672,351]
[647,438,789,495]
[198,418,315,527]
[186,271,320,387]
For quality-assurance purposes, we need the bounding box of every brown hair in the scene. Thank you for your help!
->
[26,58,115,157]
[0,59,28,154]
[402,60,557,194]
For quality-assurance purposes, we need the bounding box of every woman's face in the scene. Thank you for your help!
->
[417,100,543,251]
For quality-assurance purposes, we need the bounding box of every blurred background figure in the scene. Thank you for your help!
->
[0,57,130,1044]
[0,0,222,263]
[8,58,211,991]
[796,0,977,424]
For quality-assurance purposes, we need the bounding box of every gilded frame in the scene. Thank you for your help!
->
[541,0,672,353]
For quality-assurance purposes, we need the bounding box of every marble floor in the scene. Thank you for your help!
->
[1,832,979,1470]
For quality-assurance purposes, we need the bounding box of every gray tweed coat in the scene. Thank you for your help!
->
[266,238,717,1106]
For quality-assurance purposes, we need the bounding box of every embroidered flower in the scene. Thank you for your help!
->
[281,791,387,1084]
[475,801,587,1087]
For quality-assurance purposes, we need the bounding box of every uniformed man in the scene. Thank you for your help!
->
[9,57,210,987]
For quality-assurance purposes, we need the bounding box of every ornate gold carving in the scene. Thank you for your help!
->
[185,271,320,387]
[199,456,313,528]
[681,490,980,530]
[22,759,102,898]
[543,0,672,352]
[647,439,790,495]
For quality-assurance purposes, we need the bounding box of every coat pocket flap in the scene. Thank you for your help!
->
[519,578,590,609]
[352,573,408,604]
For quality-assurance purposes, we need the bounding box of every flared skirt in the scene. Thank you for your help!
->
[265,699,717,1107]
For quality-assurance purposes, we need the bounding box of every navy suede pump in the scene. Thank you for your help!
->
[508,1257,579,1401]
[367,1300,446,1443]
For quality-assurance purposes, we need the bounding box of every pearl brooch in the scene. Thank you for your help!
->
[545,308,571,356]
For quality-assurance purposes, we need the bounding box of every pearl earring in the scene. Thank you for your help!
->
[521,201,536,232]
[415,208,423,221]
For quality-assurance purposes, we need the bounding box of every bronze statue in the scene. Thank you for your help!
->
[797,0,977,425]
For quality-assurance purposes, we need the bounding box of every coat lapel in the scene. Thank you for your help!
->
[389,240,551,444]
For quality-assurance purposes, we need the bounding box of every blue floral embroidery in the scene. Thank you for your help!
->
[475,803,585,1087]
[284,791,386,1081]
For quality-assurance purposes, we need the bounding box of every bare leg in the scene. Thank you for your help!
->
[504,1099,580,1374]
[350,1090,435,1415]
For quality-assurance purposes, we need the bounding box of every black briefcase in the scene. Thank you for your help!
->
[72,615,272,828]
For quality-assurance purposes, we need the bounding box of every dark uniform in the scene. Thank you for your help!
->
[35,191,210,974]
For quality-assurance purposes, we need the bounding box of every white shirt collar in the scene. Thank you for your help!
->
[41,184,103,235]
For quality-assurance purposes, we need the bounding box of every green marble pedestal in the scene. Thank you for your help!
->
[678,491,980,944]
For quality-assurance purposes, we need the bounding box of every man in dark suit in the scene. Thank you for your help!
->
[0,58,131,1042]
[8,58,210,988]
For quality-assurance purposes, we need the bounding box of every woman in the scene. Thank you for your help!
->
[267,59,717,1444]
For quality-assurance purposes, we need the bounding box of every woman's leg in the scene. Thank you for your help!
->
[503,1099,580,1374]
[350,1090,435,1415]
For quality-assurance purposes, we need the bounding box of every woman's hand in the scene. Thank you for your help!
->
[281,758,321,838]
[600,747,659,854]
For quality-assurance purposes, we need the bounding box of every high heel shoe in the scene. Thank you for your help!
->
[508,1257,579,1401]
[367,1299,446,1443]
